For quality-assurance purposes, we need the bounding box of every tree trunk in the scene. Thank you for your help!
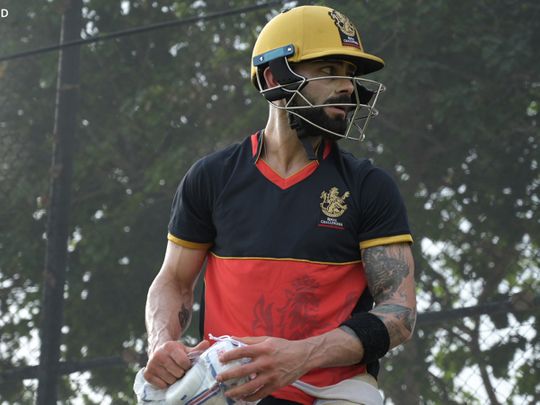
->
[36,0,82,403]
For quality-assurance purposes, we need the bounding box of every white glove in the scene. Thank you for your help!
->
[134,335,257,405]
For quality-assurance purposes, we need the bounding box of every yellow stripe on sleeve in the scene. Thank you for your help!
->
[359,234,413,250]
[167,233,212,250]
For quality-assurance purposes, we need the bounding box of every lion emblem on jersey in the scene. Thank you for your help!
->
[320,187,350,218]
[329,10,357,38]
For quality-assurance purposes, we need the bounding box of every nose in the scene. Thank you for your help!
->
[336,76,355,97]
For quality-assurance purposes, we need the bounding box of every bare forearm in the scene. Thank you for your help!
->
[145,274,193,355]
[300,328,364,371]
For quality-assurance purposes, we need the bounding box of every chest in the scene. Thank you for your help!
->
[211,162,362,262]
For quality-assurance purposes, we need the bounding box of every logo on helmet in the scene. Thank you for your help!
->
[329,10,360,49]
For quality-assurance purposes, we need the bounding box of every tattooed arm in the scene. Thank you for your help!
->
[143,241,210,388]
[363,242,417,349]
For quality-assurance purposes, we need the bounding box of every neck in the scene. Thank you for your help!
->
[262,107,321,177]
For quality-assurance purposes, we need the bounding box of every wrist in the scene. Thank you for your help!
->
[299,328,365,370]
[298,332,334,371]
[340,312,390,364]
[148,332,175,355]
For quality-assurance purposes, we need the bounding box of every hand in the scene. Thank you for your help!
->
[216,336,312,401]
[144,339,210,389]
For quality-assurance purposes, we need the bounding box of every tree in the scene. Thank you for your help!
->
[335,0,539,402]
[2,0,271,402]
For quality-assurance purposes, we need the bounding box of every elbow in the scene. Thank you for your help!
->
[403,307,417,342]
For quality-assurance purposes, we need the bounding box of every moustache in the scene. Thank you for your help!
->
[323,94,354,114]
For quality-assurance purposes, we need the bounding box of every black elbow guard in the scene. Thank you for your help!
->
[340,312,390,364]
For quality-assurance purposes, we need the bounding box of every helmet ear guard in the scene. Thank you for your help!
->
[263,58,306,102]
[254,45,306,102]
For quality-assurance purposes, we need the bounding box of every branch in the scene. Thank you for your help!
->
[469,318,501,405]
[417,290,539,327]
[0,350,146,384]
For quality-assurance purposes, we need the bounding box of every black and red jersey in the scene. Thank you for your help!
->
[167,131,412,404]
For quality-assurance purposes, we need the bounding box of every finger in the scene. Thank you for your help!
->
[224,376,268,400]
[232,336,267,345]
[146,357,184,386]
[186,340,211,361]
[190,339,211,352]
[161,355,186,379]
[143,368,172,389]
[217,361,258,383]
[243,385,275,402]
[168,347,192,370]
[157,364,182,385]
[219,344,261,363]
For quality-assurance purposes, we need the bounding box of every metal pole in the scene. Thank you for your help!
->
[37,0,82,403]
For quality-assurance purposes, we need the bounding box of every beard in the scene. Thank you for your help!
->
[288,93,352,141]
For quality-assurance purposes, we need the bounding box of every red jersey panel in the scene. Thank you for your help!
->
[204,255,365,340]
[204,254,367,404]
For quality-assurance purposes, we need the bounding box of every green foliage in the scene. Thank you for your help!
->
[0,0,538,403]
[329,0,540,403]
[484,335,528,379]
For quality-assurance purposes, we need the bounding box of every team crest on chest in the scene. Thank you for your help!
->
[318,187,350,231]
[320,187,350,217]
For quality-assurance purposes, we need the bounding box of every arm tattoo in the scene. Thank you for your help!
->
[363,245,409,302]
[371,304,416,345]
[363,244,416,348]
[178,303,192,331]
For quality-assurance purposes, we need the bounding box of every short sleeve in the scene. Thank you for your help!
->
[358,168,413,250]
[167,159,215,249]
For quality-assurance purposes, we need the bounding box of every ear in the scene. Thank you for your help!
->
[263,66,280,88]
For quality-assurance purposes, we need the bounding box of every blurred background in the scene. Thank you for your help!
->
[0,0,538,403]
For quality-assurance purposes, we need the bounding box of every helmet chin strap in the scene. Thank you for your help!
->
[288,112,318,161]
[261,58,321,161]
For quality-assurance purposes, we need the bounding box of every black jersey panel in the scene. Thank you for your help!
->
[210,140,364,262]
[168,135,412,261]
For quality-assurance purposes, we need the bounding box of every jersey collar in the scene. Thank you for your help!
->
[251,130,332,164]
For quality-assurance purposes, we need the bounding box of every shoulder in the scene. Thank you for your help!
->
[186,136,250,180]
[332,146,406,213]
[336,145,398,183]
[336,147,373,174]
[192,140,244,172]
[333,145,395,189]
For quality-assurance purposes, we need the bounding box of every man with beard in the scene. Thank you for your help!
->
[142,5,416,405]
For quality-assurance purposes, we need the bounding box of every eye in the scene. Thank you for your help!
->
[320,66,335,75]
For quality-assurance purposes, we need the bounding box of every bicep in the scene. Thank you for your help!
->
[362,243,415,307]
[158,241,208,291]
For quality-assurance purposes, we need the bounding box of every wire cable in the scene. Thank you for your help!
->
[0,1,284,62]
